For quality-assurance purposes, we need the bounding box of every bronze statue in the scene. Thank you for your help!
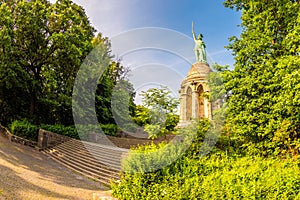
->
[192,22,207,63]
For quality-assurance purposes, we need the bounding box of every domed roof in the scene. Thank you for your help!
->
[186,62,212,80]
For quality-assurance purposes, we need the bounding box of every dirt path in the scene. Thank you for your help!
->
[0,135,114,200]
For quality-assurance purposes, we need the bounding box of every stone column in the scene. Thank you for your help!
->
[191,90,198,119]
[204,98,209,119]
[180,93,187,122]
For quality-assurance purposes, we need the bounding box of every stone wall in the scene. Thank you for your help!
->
[0,125,72,149]
[37,129,71,149]
[0,125,37,148]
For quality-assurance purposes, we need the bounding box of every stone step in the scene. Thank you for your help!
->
[42,150,115,185]
[52,141,124,170]
[57,141,125,166]
[44,149,119,180]
[64,139,128,157]
[45,146,121,172]
[42,139,129,185]
[59,142,122,162]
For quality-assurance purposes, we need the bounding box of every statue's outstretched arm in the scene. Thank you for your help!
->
[192,22,196,41]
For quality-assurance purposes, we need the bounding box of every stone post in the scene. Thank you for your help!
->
[38,129,48,149]
[88,132,98,143]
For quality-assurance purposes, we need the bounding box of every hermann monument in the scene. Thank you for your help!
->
[178,22,212,126]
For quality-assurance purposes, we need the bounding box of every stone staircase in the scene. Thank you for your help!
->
[42,139,129,185]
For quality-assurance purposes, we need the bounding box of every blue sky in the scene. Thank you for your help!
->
[50,0,241,103]
[65,0,242,66]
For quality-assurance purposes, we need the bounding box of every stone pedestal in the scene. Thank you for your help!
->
[178,62,212,127]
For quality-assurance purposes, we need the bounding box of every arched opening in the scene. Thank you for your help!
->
[186,86,192,120]
[197,85,204,118]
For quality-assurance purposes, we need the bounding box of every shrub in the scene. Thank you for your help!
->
[184,119,211,158]
[112,153,300,199]
[131,105,150,126]
[112,119,300,199]
[8,120,122,142]
[10,120,39,141]
[40,124,79,139]
[143,114,180,140]
[164,113,179,132]
[121,122,138,133]
[144,124,161,139]
[100,124,120,136]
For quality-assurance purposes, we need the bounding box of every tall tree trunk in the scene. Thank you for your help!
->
[30,93,35,117]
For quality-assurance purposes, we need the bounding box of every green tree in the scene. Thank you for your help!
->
[111,77,136,131]
[140,86,179,114]
[131,105,150,126]
[96,61,135,125]
[140,86,179,139]
[224,0,300,156]
[72,33,136,128]
[0,2,27,124]
[0,0,95,125]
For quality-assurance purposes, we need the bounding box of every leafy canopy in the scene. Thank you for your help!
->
[140,86,179,139]
[0,0,135,128]
[224,0,300,156]
[0,0,95,125]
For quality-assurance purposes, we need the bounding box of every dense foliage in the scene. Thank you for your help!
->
[10,120,40,141]
[113,155,300,199]
[119,120,210,173]
[9,119,119,141]
[223,0,300,156]
[0,0,135,129]
[0,0,95,125]
[139,86,179,139]
[131,105,151,127]
[100,123,120,137]
[112,120,300,199]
